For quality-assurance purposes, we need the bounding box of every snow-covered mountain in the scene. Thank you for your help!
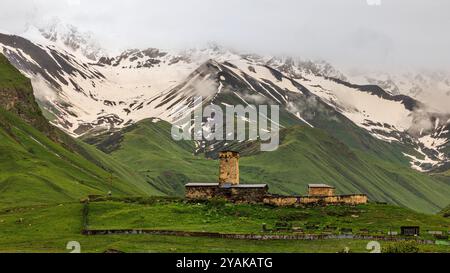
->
[0,24,449,172]
[347,69,450,115]
[23,19,106,61]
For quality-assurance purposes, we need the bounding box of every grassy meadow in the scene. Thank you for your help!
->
[0,198,449,253]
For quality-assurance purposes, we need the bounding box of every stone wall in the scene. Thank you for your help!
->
[185,185,219,200]
[300,194,368,205]
[185,186,268,203]
[187,186,367,206]
[308,187,335,197]
[226,187,268,203]
[263,195,299,206]
[83,228,435,245]
[263,194,368,206]
[186,184,367,207]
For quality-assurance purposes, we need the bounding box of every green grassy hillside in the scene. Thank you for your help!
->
[211,82,426,171]
[88,198,450,236]
[0,53,53,136]
[0,54,30,90]
[441,205,450,218]
[83,119,218,194]
[0,52,448,253]
[0,199,448,253]
[0,53,162,208]
[0,108,161,208]
[239,126,450,213]
[85,118,450,213]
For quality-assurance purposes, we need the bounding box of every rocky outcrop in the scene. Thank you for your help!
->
[0,53,54,137]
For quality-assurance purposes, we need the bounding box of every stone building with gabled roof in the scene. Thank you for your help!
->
[308,184,336,197]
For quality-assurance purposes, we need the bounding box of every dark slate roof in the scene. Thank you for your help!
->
[185,183,219,187]
[219,150,240,154]
[230,184,268,188]
[308,184,335,188]
[185,183,267,188]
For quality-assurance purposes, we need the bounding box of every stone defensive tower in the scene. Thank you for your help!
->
[218,151,240,186]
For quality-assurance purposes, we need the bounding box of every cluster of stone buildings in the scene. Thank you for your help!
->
[185,151,368,206]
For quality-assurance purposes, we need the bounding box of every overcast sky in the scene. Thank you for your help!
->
[1,0,450,71]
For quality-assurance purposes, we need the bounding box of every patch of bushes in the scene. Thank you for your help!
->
[382,241,419,253]
[440,204,450,218]
[89,196,181,205]
[82,202,89,230]
[276,211,311,221]
[207,197,228,208]
[324,206,359,217]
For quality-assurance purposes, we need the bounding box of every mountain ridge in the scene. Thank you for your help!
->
[0,54,162,207]
[0,30,449,173]
[83,117,450,213]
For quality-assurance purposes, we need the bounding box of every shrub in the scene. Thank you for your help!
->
[207,197,228,208]
[337,247,353,253]
[277,211,310,221]
[382,241,419,253]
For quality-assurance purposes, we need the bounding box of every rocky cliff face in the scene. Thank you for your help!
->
[0,53,54,138]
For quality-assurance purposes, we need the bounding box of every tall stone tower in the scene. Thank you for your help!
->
[219,151,240,186]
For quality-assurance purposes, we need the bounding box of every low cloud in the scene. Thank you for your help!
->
[31,75,58,102]
[241,93,269,105]
[287,96,338,122]
[0,0,449,71]
[190,77,219,99]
